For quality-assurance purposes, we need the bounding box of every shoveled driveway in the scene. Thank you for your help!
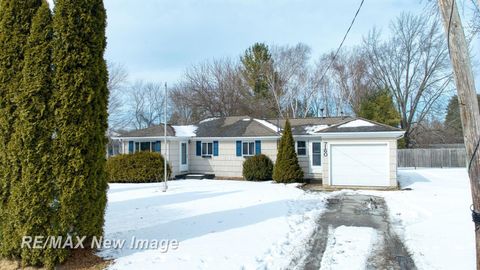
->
[291,193,416,270]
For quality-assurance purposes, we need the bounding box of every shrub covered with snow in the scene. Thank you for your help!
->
[106,152,171,183]
[242,154,274,181]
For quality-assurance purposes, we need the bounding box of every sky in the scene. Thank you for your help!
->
[48,0,479,89]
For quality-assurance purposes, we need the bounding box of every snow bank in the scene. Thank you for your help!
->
[172,125,197,137]
[339,119,375,128]
[360,168,474,270]
[305,125,329,134]
[254,119,279,132]
[101,180,329,269]
[320,226,378,270]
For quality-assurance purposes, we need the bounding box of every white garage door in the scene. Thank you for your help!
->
[330,144,389,187]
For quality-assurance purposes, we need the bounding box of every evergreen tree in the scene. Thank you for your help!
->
[241,43,272,98]
[1,2,59,267]
[445,94,480,142]
[52,0,109,251]
[273,119,304,183]
[358,89,401,127]
[0,0,43,258]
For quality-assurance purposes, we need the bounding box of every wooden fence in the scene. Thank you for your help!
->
[397,148,467,168]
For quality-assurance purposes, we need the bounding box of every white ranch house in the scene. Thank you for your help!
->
[111,116,404,188]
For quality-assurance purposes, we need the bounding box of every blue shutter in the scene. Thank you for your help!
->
[213,141,219,156]
[255,140,261,155]
[196,141,202,156]
[128,141,134,154]
[236,141,242,157]
[153,141,161,152]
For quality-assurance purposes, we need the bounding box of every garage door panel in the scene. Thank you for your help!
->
[331,144,389,187]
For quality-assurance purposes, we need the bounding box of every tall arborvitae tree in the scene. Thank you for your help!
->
[2,2,59,267]
[52,0,109,249]
[0,0,42,258]
[273,119,304,183]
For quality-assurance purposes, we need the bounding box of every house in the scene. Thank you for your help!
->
[111,116,404,188]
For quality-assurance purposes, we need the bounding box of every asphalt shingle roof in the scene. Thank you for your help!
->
[114,116,403,138]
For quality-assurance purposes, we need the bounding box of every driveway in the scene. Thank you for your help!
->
[291,193,416,270]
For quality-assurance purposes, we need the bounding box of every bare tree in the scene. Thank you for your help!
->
[270,43,312,118]
[127,80,168,129]
[171,58,249,123]
[363,13,452,147]
[107,62,129,130]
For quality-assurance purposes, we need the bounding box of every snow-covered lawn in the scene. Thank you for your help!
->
[100,169,474,269]
[361,168,474,270]
[101,180,329,269]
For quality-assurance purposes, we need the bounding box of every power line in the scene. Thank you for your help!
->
[304,0,366,116]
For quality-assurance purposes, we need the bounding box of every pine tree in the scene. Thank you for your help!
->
[358,89,401,127]
[52,0,109,250]
[0,0,43,259]
[1,2,59,267]
[273,119,304,183]
[445,94,480,142]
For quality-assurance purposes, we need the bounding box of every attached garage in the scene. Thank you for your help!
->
[329,143,390,187]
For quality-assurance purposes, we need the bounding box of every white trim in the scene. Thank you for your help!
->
[194,136,280,141]
[328,141,391,187]
[242,141,255,157]
[310,141,322,174]
[179,141,188,172]
[319,131,404,139]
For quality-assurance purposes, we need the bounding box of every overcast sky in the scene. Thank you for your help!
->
[48,0,479,89]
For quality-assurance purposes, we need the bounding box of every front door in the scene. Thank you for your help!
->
[180,141,188,172]
[310,141,322,174]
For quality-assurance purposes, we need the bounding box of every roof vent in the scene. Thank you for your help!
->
[320,108,325,119]
[340,111,344,120]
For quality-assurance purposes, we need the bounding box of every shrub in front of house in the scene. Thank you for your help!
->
[106,152,171,183]
[242,154,274,181]
[273,119,304,183]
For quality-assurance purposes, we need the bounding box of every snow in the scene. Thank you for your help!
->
[360,168,474,270]
[304,125,329,134]
[99,169,474,269]
[254,119,280,132]
[320,226,378,270]
[172,125,197,137]
[101,180,329,269]
[339,119,375,128]
[199,117,219,124]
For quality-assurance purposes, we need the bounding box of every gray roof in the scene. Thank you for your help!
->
[320,118,403,133]
[114,116,403,138]
[266,117,352,135]
[118,125,176,137]
[195,116,278,137]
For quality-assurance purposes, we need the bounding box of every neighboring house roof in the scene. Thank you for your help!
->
[113,116,403,139]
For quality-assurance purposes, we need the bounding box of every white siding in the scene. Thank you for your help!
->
[189,139,278,178]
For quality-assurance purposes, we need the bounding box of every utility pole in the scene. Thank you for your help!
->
[163,82,168,192]
[437,0,480,268]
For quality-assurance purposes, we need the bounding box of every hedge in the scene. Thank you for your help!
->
[106,152,172,183]
[242,154,274,181]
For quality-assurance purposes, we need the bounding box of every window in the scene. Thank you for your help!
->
[140,142,151,152]
[202,142,213,156]
[312,142,321,166]
[135,142,140,153]
[242,142,255,156]
[181,143,187,165]
[297,141,307,156]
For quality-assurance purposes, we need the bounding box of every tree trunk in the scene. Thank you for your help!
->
[438,1,480,269]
